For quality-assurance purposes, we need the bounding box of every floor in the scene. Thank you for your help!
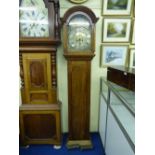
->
[19,133,105,155]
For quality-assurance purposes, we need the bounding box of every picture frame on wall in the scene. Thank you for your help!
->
[102,0,133,15]
[129,48,135,68]
[100,44,128,67]
[103,18,131,42]
[132,21,135,44]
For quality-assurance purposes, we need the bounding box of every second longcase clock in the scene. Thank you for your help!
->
[62,6,98,148]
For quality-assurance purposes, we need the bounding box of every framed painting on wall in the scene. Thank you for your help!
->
[129,48,135,68]
[100,44,128,67]
[102,0,133,15]
[131,21,135,44]
[103,18,131,42]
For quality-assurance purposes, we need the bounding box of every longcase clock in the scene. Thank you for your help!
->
[19,0,62,146]
[62,6,98,149]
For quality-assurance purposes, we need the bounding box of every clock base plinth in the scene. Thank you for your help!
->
[66,139,93,149]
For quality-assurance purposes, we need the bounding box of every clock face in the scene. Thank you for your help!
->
[19,8,49,37]
[67,14,92,51]
[68,26,91,51]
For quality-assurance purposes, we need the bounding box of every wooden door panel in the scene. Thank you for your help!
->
[22,53,52,104]
[19,107,61,145]
[23,114,56,139]
[29,60,47,89]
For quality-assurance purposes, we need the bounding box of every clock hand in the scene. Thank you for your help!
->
[23,27,28,32]
[41,27,46,31]
[28,30,31,36]
[26,12,30,17]
[31,0,35,6]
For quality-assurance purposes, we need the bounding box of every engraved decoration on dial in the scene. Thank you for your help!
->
[67,14,92,51]
[19,0,49,37]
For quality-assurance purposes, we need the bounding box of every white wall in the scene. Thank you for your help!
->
[57,0,107,132]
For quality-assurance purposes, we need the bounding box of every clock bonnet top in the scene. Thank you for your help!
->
[62,6,98,57]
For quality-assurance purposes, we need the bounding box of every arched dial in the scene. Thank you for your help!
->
[19,8,49,37]
[67,13,92,52]
[68,26,91,51]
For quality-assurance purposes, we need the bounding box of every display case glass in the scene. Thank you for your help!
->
[100,77,135,150]
[100,79,109,102]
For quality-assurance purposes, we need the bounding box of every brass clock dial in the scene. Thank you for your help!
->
[67,14,92,52]
[68,26,91,51]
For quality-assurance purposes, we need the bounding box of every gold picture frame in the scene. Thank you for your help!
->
[129,48,135,68]
[102,0,133,16]
[103,18,131,42]
[100,44,129,67]
[131,20,135,44]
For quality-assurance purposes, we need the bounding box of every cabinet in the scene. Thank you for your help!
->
[99,77,135,155]
[107,66,135,91]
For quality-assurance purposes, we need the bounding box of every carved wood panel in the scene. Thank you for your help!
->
[24,114,56,139]
[22,53,53,104]
[19,104,61,145]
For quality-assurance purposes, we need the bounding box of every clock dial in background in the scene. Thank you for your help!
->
[19,0,49,37]
[67,14,92,51]
[20,8,49,37]
[21,0,45,7]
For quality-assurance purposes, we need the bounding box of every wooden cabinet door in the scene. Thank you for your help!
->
[22,53,53,104]
[19,104,61,145]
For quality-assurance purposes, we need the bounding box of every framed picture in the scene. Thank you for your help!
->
[129,49,135,68]
[103,18,131,42]
[131,21,135,44]
[100,44,128,67]
[102,0,133,15]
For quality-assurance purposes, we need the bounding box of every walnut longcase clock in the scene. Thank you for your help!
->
[62,6,98,149]
[19,0,61,146]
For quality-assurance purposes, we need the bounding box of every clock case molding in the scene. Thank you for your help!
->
[19,0,62,146]
[68,0,88,4]
[62,6,98,149]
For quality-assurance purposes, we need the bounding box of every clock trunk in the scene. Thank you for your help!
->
[68,61,90,140]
